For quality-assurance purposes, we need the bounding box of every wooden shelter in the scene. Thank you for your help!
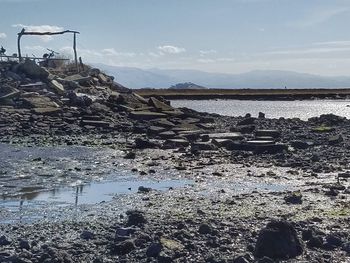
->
[17,28,80,71]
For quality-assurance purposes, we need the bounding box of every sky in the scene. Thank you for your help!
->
[1,0,350,76]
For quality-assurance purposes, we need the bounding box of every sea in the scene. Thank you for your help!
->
[171,99,350,120]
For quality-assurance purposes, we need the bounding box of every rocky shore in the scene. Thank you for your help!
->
[0,60,349,262]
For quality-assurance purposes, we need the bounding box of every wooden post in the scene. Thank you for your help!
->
[73,32,79,72]
[79,56,84,71]
[17,28,25,62]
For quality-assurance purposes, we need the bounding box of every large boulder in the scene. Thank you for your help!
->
[17,59,49,80]
[254,220,303,260]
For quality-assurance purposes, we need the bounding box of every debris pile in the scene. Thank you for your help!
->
[0,59,197,138]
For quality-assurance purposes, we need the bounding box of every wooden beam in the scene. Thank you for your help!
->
[73,33,79,72]
[20,30,80,36]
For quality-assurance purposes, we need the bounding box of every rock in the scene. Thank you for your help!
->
[64,74,91,84]
[291,140,312,149]
[199,223,213,235]
[19,239,31,250]
[0,235,11,246]
[21,95,60,109]
[130,111,167,120]
[191,142,217,151]
[124,151,136,159]
[301,229,313,241]
[211,138,234,148]
[328,134,343,145]
[158,131,176,139]
[255,130,281,138]
[126,210,147,226]
[152,118,175,128]
[254,220,303,259]
[18,59,49,80]
[138,186,152,193]
[50,80,65,95]
[147,125,166,135]
[81,120,110,128]
[164,139,189,148]
[208,132,244,140]
[238,117,255,126]
[98,73,111,84]
[80,230,95,240]
[342,242,350,254]
[325,233,343,248]
[134,138,159,149]
[112,240,136,255]
[148,97,174,112]
[160,237,184,251]
[234,124,256,134]
[89,68,101,77]
[307,235,324,248]
[0,85,20,101]
[146,243,163,257]
[284,192,303,204]
[258,112,265,118]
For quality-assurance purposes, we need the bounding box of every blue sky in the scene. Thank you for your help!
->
[1,0,350,75]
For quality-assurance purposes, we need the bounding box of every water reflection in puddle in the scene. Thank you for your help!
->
[1,177,192,211]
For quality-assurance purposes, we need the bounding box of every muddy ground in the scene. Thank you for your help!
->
[0,112,349,263]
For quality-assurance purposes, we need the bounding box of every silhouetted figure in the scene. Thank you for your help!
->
[0,46,6,61]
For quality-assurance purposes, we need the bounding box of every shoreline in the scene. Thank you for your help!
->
[135,88,350,100]
[1,111,350,262]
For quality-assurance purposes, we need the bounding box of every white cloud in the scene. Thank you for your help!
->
[197,58,216,63]
[0,33,7,39]
[12,24,64,42]
[265,46,350,56]
[158,45,186,54]
[291,7,349,28]
[313,40,350,47]
[101,48,136,57]
[199,49,217,56]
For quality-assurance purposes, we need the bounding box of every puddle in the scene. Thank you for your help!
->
[0,177,192,209]
[0,177,192,224]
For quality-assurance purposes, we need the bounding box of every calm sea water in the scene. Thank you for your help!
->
[171,99,350,120]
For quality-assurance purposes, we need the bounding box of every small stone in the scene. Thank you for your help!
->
[0,235,11,246]
[138,186,152,193]
[146,243,163,257]
[325,233,343,248]
[258,112,265,118]
[199,223,212,235]
[112,240,136,255]
[284,192,303,204]
[19,239,30,250]
[308,235,324,248]
[342,242,350,254]
[124,152,136,159]
[126,210,147,226]
[80,230,95,240]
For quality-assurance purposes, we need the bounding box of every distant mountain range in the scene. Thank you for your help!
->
[94,63,350,89]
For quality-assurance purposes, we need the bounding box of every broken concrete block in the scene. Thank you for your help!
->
[255,130,281,138]
[207,132,244,140]
[148,97,174,112]
[18,59,49,80]
[50,80,65,95]
[130,111,167,120]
